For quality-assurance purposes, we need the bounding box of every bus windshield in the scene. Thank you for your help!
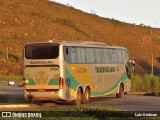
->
[25,44,59,59]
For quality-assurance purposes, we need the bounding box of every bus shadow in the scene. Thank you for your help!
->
[90,95,116,102]
[53,95,117,106]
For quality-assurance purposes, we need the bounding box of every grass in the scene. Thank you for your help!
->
[0,75,22,82]
[38,106,131,119]
[131,74,160,96]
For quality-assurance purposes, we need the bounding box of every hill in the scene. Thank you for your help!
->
[0,0,160,76]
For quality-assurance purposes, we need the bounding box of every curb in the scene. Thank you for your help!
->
[127,92,148,95]
[0,104,30,108]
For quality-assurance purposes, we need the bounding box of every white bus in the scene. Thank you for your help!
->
[23,40,131,105]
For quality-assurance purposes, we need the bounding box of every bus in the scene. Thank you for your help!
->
[23,40,131,105]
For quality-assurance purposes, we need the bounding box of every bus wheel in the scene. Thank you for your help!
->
[116,84,123,98]
[73,88,82,105]
[82,88,90,104]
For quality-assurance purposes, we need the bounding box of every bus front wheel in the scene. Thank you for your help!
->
[116,84,123,98]
[82,88,90,104]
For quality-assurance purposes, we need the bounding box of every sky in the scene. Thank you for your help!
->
[51,0,160,28]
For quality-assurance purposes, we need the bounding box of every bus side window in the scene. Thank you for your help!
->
[111,49,117,63]
[64,47,71,62]
[77,48,86,63]
[95,48,102,64]
[86,48,95,63]
[117,49,123,64]
[124,50,129,65]
[70,47,77,63]
[103,49,111,64]
[80,48,86,63]
[64,47,76,63]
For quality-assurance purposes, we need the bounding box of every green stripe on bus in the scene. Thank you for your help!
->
[48,78,59,85]
[91,72,127,96]
[65,68,127,97]
[27,78,36,85]
[65,68,80,90]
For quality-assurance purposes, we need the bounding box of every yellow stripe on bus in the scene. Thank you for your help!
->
[25,85,59,89]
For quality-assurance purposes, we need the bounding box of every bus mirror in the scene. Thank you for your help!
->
[130,60,136,72]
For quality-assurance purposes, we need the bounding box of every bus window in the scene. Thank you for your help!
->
[64,47,71,62]
[111,49,117,63]
[124,50,129,65]
[25,44,59,59]
[103,49,111,63]
[70,47,77,63]
[81,48,86,63]
[117,49,123,64]
[77,48,86,63]
[95,48,102,64]
[86,48,95,63]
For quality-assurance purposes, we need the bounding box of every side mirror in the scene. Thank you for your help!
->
[130,60,136,72]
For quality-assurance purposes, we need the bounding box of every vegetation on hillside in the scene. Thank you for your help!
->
[0,0,160,75]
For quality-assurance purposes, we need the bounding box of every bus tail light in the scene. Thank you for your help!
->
[22,77,26,87]
[59,77,64,89]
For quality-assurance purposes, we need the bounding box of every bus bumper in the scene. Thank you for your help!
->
[23,89,64,101]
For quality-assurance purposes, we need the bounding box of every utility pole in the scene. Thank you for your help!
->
[7,47,8,59]
[151,53,154,76]
[90,28,92,40]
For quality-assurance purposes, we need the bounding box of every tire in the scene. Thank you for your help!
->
[73,88,82,105]
[82,88,90,104]
[116,84,123,98]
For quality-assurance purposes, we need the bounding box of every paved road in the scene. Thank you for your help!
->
[85,95,160,111]
[0,82,160,111]
[0,82,24,104]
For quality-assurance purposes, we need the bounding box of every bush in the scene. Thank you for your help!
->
[131,74,160,96]
[56,17,75,28]
[0,75,21,82]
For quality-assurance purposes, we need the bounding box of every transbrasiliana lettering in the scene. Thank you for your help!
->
[95,67,115,73]
[30,61,53,64]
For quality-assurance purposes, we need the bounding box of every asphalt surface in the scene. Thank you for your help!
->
[85,95,160,111]
[0,82,24,104]
[0,82,160,111]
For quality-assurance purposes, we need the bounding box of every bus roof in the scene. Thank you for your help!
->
[26,40,127,50]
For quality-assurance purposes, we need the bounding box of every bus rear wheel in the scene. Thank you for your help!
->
[73,88,82,105]
[82,88,90,104]
[116,84,123,98]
